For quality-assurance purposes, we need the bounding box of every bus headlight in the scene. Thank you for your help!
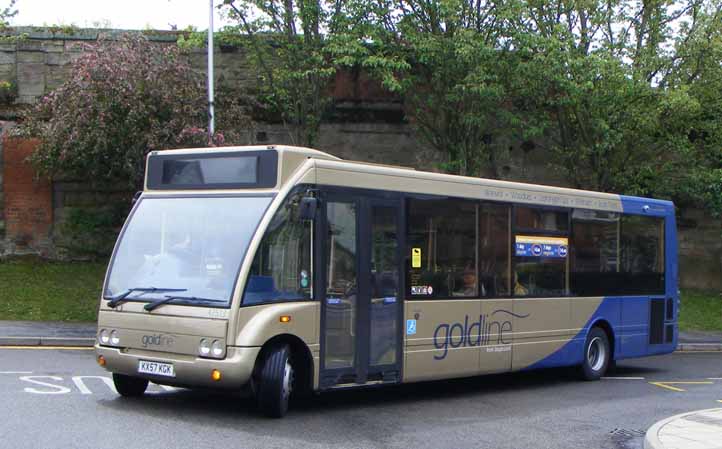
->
[99,329,110,344]
[211,340,224,358]
[199,339,211,356]
[110,330,120,346]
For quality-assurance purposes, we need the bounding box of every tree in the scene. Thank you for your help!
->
[217,0,342,147]
[0,0,17,28]
[343,0,516,177]
[23,33,253,189]
[497,0,721,201]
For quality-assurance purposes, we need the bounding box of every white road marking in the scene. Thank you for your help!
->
[0,371,32,374]
[72,376,117,394]
[14,374,181,395]
[20,376,72,394]
[602,377,645,380]
[707,378,722,380]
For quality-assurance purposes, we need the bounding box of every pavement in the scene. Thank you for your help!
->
[678,331,722,352]
[645,408,722,449]
[0,320,96,346]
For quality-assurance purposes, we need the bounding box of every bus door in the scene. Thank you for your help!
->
[319,193,403,388]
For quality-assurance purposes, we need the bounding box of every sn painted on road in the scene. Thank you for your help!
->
[16,375,176,395]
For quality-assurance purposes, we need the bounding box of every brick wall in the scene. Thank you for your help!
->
[1,136,52,256]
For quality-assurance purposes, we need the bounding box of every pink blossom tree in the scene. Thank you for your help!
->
[23,33,253,189]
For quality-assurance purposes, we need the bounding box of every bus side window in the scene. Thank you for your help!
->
[243,192,313,305]
[479,203,510,297]
[406,198,477,298]
[620,215,665,294]
[513,207,569,297]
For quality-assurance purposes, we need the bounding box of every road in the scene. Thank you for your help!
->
[0,349,720,449]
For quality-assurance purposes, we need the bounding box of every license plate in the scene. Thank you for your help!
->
[138,360,175,377]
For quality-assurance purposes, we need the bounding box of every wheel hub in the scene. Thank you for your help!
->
[587,336,606,372]
[282,360,294,401]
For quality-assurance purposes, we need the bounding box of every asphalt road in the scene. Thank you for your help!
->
[0,349,720,449]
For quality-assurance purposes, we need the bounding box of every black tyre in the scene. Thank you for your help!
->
[579,327,611,381]
[257,344,294,418]
[112,373,149,397]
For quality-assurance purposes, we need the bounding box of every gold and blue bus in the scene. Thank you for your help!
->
[95,145,677,417]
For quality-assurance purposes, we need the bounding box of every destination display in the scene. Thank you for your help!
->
[515,235,569,258]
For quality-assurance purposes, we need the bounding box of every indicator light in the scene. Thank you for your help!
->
[211,369,222,381]
[97,355,106,366]
[280,315,291,323]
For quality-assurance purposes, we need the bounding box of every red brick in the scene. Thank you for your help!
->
[2,136,52,255]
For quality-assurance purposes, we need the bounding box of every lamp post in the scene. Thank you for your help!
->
[207,0,215,141]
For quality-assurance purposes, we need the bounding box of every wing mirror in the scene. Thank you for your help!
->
[298,196,318,220]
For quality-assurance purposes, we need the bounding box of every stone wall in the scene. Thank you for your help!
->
[0,27,719,290]
[678,210,722,290]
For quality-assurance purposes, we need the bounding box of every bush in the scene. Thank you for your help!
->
[22,33,253,190]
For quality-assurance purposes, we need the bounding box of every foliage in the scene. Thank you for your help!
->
[0,78,16,103]
[495,0,722,202]
[341,1,514,177]
[0,258,106,322]
[22,33,254,189]
[217,1,341,147]
[22,1,722,216]
[338,0,722,211]
[0,0,17,28]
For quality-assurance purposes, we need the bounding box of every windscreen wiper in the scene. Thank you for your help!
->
[107,287,187,308]
[144,295,224,312]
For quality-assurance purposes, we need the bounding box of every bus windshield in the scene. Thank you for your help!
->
[104,196,273,307]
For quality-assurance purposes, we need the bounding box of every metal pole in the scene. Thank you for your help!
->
[207,0,215,140]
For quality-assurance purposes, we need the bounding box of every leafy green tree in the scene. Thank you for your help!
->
[340,0,517,177]
[0,0,17,27]
[216,0,343,147]
[496,0,720,202]
[22,34,253,189]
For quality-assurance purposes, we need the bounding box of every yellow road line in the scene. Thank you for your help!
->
[0,346,94,350]
[649,381,714,392]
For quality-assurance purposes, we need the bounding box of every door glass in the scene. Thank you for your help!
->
[324,202,357,369]
[370,206,398,366]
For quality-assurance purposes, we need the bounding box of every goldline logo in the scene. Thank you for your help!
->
[432,310,530,360]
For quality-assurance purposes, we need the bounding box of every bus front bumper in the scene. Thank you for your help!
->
[95,345,261,390]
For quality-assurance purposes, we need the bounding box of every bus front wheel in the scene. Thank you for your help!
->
[579,327,610,381]
[112,373,148,397]
[257,344,294,418]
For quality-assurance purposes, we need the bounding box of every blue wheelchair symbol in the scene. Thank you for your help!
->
[406,319,417,335]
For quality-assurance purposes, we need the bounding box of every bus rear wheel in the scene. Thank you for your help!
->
[112,373,148,397]
[257,344,294,418]
[579,327,610,381]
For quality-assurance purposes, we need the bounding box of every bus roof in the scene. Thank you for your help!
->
[145,145,674,215]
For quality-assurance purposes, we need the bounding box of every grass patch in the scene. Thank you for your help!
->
[1,258,720,330]
[679,289,722,332]
[0,258,107,322]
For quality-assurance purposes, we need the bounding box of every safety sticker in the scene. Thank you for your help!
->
[412,248,422,268]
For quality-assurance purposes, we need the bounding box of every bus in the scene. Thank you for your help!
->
[95,145,677,418]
